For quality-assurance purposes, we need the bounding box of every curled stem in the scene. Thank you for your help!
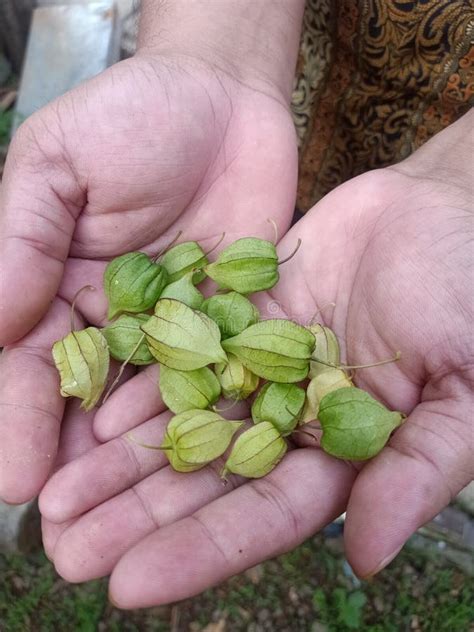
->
[314,351,401,371]
[203,232,226,257]
[70,285,95,332]
[212,398,239,413]
[278,238,302,265]
[152,230,183,262]
[103,334,146,403]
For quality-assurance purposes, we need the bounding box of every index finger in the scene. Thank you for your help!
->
[0,119,83,345]
[0,298,72,503]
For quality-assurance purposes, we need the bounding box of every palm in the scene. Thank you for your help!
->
[38,117,473,607]
[273,163,473,572]
[64,56,297,260]
[0,54,297,502]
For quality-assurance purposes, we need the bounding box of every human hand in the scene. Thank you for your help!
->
[39,114,473,607]
[0,48,299,503]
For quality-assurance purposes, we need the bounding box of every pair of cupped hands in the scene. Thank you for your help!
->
[0,54,472,609]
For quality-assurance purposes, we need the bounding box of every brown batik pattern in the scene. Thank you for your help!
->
[292,0,474,210]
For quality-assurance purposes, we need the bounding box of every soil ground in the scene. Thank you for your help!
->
[1,533,473,632]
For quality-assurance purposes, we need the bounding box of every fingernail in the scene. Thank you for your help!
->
[361,544,404,580]
[43,548,54,563]
[108,589,120,609]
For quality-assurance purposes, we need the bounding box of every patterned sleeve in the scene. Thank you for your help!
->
[292,0,474,210]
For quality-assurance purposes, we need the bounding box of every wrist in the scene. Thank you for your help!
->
[137,0,305,104]
[394,110,474,191]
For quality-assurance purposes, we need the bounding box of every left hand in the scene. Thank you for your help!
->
[39,113,473,608]
[0,51,298,504]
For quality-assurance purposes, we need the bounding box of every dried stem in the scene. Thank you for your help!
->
[203,232,226,257]
[127,433,170,451]
[152,230,183,262]
[314,351,401,371]
[103,334,146,403]
[212,398,239,413]
[278,238,302,265]
[70,285,95,332]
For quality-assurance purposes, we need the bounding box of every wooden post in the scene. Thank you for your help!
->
[0,0,36,73]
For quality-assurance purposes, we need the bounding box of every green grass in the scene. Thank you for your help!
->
[1,537,473,631]
[0,551,107,631]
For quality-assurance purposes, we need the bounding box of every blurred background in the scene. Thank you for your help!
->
[0,1,473,630]
[0,0,137,177]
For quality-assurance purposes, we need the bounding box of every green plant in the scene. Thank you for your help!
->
[334,589,367,629]
[313,587,367,630]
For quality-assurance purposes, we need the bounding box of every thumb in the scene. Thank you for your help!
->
[0,115,84,344]
[343,397,473,578]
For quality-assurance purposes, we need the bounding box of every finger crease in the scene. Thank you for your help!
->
[251,479,301,542]
[117,437,143,481]
[130,485,160,530]
[0,401,61,426]
[189,514,231,564]
[6,346,57,370]
[2,234,66,265]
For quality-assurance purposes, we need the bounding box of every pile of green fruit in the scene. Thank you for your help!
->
[52,236,404,478]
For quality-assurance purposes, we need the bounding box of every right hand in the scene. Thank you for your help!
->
[0,51,298,504]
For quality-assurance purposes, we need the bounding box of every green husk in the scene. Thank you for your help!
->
[161,241,208,284]
[222,421,287,478]
[104,252,168,320]
[159,365,221,413]
[205,237,278,293]
[201,292,259,339]
[215,353,259,400]
[163,410,243,471]
[222,319,315,383]
[52,327,110,411]
[142,299,227,370]
[102,313,154,365]
[252,382,305,435]
[160,272,204,309]
[318,387,405,460]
